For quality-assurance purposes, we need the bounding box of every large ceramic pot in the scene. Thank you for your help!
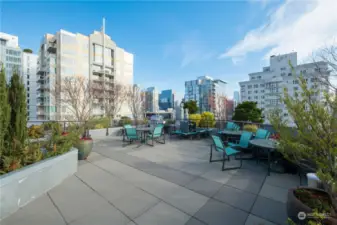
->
[75,138,93,160]
[287,187,336,224]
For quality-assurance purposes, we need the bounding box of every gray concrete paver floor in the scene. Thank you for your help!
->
[2,135,300,225]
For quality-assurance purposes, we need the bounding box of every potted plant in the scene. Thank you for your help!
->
[269,68,337,224]
[75,132,93,160]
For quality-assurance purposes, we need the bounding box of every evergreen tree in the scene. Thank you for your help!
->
[232,101,264,123]
[0,67,10,150]
[8,72,27,151]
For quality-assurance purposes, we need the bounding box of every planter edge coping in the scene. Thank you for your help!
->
[0,148,78,188]
[288,186,335,213]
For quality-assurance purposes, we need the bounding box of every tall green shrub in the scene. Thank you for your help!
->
[8,72,27,150]
[0,68,10,150]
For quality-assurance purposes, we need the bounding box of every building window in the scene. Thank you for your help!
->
[27,81,29,85]
[281,72,286,76]
[254,84,258,88]
[261,96,265,99]
[288,73,292,76]
[27,87,30,91]
[254,90,258,93]
[311,77,318,82]
[254,96,258,99]
[248,91,252,94]
[294,87,299,91]
[281,67,286,71]
[261,90,264,93]
[258,76,261,79]
[252,77,255,80]
[260,84,265,87]
[248,97,251,100]
[248,85,252,89]
[293,80,299,84]
[27,75,30,79]
[302,70,307,74]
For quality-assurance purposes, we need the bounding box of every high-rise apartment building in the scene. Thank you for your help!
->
[0,32,22,82]
[1,32,38,120]
[239,52,330,125]
[36,27,134,120]
[185,75,226,113]
[22,52,38,120]
[144,87,159,112]
[159,89,174,110]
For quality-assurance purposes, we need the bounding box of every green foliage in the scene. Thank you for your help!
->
[0,70,76,174]
[183,100,199,114]
[28,125,44,139]
[0,67,10,151]
[119,116,132,126]
[199,112,216,128]
[42,121,60,131]
[243,124,258,133]
[87,117,109,129]
[232,101,263,123]
[23,49,33,53]
[269,66,337,195]
[8,72,28,150]
[189,114,201,127]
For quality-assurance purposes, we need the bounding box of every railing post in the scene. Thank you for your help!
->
[63,121,66,132]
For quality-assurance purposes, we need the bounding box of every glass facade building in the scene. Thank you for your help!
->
[159,89,174,110]
[185,76,226,113]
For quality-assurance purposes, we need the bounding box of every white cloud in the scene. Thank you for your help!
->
[164,30,215,67]
[220,0,337,63]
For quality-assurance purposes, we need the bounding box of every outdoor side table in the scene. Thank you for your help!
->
[249,139,279,176]
[136,127,153,144]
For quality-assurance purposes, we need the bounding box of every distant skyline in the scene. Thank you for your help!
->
[2,0,336,100]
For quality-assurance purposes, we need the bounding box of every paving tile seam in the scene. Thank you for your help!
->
[46,192,69,225]
[93,151,200,187]
[88,154,256,224]
[243,173,269,225]
[128,145,210,166]
[129,200,162,223]
[73,174,136,225]
[249,212,283,225]
[85,158,210,220]
[93,150,267,207]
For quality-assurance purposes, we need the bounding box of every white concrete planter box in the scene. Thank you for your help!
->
[0,148,78,221]
[89,127,122,140]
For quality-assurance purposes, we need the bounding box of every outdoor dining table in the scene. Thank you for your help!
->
[249,139,279,176]
[136,127,153,144]
[219,130,243,142]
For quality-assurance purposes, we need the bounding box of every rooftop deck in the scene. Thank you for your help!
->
[2,136,300,225]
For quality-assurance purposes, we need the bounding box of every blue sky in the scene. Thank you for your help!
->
[1,0,336,100]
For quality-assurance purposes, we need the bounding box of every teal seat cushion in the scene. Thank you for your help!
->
[225,147,240,156]
[228,142,239,147]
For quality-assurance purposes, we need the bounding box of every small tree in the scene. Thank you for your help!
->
[8,72,27,150]
[52,75,95,136]
[232,101,263,123]
[184,100,199,114]
[127,85,145,125]
[23,49,33,54]
[0,67,10,150]
[93,82,127,135]
[200,112,216,128]
[269,73,337,194]
[215,94,227,120]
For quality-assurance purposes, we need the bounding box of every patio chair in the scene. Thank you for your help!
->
[227,131,253,149]
[124,127,140,144]
[123,124,133,141]
[254,128,270,139]
[146,125,165,146]
[210,135,243,171]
